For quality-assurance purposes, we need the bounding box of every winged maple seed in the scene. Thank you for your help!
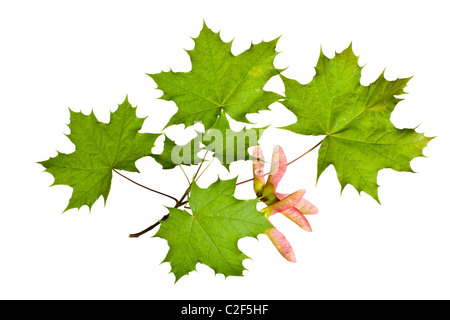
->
[253,145,318,262]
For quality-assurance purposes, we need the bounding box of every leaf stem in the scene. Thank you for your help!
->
[128,152,208,238]
[235,138,325,186]
[113,169,178,203]
[287,138,325,166]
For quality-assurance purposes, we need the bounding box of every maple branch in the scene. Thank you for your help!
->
[113,169,178,203]
[128,140,325,238]
[128,152,208,238]
[178,165,191,185]
[235,138,325,186]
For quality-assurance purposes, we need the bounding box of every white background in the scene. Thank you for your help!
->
[1,0,448,299]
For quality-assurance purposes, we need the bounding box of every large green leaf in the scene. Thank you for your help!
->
[148,22,282,130]
[154,177,272,282]
[281,45,433,202]
[39,97,160,211]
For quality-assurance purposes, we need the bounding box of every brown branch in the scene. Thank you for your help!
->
[113,169,178,203]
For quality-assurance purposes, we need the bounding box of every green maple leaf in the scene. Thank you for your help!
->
[281,45,433,202]
[148,22,282,130]
[202,112,265,170]
[39,97,160,211]
[154,177,272,282]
